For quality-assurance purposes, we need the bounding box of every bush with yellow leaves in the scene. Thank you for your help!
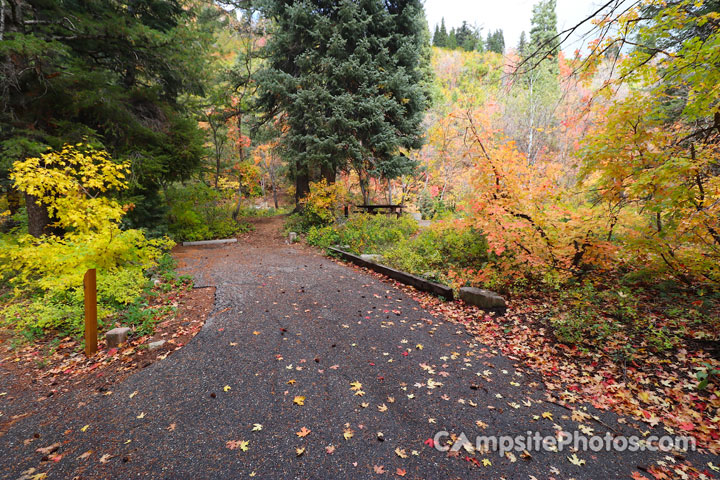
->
[0,144,173,336]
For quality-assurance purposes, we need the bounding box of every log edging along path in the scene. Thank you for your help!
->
[328,246,454,300]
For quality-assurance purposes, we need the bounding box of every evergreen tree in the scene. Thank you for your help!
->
[518,30,528,57]
[529,0,559,57]
[0,0,210,233]
[455,21,478,51]
[433,17,448,47]
[486,29,505,54]
[447,27,458,49]
[256,0,431,204]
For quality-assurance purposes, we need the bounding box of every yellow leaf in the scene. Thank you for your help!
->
[81,425,90,432]
[223,385,231,392]
[293,396,305,406]
[567,453,586,466]
[542,411,553,421]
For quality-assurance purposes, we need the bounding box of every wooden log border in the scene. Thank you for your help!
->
[328,247,454,300]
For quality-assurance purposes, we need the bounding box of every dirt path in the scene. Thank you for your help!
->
[0,216,714,479]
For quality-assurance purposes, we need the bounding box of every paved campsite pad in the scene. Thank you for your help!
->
[0,217,715,479]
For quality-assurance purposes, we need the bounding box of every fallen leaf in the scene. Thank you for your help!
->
[373,465,386,474]
[77,451,93,460]
[223,385,231,392]
[293,396,305,406]
[395,447,408,458]
[567,453,585,466]
[36,443,61,455]
[252,423,263,432]
[296,447,305,456]
[296,427,311,438]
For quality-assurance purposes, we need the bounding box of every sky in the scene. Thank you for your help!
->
[423,0,604,53]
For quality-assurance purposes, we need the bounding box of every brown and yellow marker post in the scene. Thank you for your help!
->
[84,268,98,356]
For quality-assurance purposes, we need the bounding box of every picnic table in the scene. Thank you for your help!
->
[354,204,405,218]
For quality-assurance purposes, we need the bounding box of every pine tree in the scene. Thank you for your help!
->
[0,0,210,233]
[486,29,505,54]
[518,30,528,57]
[455,21,478,51]
[438,18,448,47]
[529,0,558,57]
[447,28,458,49]
[256,0,431,204]
[433,18,448,47]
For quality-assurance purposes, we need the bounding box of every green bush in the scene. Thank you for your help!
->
[549,282,681,355]
[418,191,456,220]
[286,180,346,233]
[382,223,488,283]
[306,214,419,254]
[165,183,251,241]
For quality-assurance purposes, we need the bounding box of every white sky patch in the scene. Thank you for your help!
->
[423,0,606,54]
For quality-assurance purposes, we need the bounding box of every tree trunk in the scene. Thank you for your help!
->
[295,170,310,208]
[25,193,51,237]
[358,174,370,205]
[7,187,21,215]
[321,163,336,185]
[232,113,244,220]
[272,185,279,209]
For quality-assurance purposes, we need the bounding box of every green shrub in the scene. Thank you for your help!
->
[165,183,251,241]
[549,282,681,355]
[418,191,456,220]
[306,214,419,254]
[287,180,346,233]
[306,225,341,250]
[382,223,488,283]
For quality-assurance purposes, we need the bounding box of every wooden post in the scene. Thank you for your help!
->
[84,268,98,356]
